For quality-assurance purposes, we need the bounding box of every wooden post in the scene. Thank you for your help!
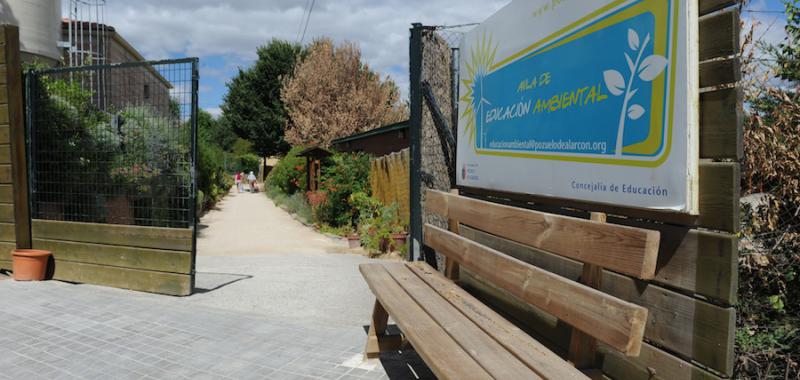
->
[305,156,311,192]
[364,299,402,359]
[444,188,460,280]
[568,211,606,370]
[2,25,30,250]
[315,159,321,191]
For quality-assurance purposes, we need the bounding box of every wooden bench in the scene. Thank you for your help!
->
[359,189,661,379]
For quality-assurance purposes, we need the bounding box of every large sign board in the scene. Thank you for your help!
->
[456,0,698,213]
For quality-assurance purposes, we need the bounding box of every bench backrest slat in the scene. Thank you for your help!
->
[424,224,648,356]
[425,189,660,279]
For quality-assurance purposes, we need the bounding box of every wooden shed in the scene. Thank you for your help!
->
[331,120,409,157]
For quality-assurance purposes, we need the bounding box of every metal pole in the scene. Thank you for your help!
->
[24,71,35,228]
[67,6,73,67]
[79,7,84,65]
[408,23,423,262]
[450,47,460,146]
[189,58,199,293]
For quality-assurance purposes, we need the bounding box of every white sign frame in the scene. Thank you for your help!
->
[456,0,699,214]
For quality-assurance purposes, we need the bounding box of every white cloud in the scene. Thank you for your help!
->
[65,0,510,101]
[75,2,788,104]
[204,107,222,118]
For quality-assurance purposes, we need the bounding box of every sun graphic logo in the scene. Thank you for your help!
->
[460,32,498,149]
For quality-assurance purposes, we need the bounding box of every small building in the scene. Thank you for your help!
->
[331,120,409,157]
[60,19,173,115]
[296,147,332,192]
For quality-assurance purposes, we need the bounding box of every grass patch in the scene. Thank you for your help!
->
[318,224,353,237]
[265,185,312,225]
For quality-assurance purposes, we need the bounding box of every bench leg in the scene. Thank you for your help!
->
[365,300,402,359]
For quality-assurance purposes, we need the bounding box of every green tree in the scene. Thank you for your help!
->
[221,39,303,160]
[196,109,235,208]
[210,115,238,152]
[197,109,235,150]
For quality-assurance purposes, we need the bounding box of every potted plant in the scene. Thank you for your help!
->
[341,225,361,249]
[108,162,160,225]
[11,249,52,281]
[390,226,408,251]
[349,192,380,250]
[346,233,361,248]
[358,203,402,255]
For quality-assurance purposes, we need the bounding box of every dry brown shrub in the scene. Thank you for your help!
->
[281,38,407,147]
[736,5,800,378]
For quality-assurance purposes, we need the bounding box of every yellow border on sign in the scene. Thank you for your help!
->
[473,0,680,168]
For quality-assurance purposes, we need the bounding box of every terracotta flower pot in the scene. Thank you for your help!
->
[11,249,51,281]
[347,234,361,249]
[390,232,408,250]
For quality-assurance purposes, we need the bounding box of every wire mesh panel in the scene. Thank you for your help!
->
[432,26,470,135]
[26,59,198,228]
[409,24,472,263]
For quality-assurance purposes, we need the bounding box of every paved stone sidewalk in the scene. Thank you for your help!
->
[0,280,404,380]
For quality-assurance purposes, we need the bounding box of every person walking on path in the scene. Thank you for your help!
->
[234,172,243,193]
[247,171,257,192]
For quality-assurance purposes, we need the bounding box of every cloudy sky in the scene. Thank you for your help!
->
[63,0,788,117]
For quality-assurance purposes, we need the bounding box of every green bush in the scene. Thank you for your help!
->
[265,182,312,224]
[196,109,234,210]
[237,153,260,174]
[266,146,306,194]
[33,72,231,222]
[32,74,116,220]
[198,141,232,209]
[358,202,404,254]
[315,152,371,227]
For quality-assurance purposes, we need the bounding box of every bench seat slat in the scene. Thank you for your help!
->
[383,262,542,379]
[359,263,492,380]
[424,224,648,356]
[407,261,588,380]
[425,189,660,279]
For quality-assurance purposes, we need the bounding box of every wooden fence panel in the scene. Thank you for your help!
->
[32,219,193,251]
[461,226,735,374]
[433,3,743,378]
[370,148,410,222]
[29,220,193,296]
[699,1,738,16]
[0,26,193,296]
[52,261,191,296]
[460,270,728,380]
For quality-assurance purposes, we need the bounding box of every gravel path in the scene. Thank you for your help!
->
[188,188,384,329]
[197,187,351,256]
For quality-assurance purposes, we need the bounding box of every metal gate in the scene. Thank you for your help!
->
[23,58,199,295]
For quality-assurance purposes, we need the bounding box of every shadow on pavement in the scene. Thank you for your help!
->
[193,272,253,294]
[361,325,437,379]
[380,349,437,380]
